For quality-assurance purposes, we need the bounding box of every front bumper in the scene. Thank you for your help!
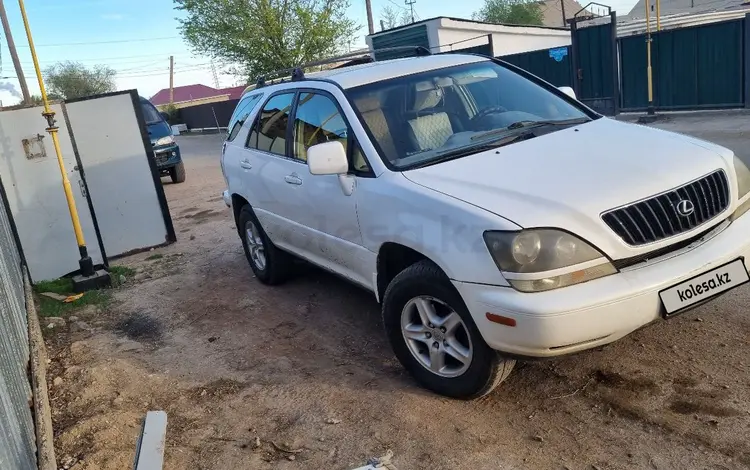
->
[454,213,750,358]
[153,144,181,169]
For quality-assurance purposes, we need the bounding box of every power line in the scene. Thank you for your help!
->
[16,36,179,48]
[385,0,409,11]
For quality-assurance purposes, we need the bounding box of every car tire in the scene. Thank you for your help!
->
[238,204,291,285]
[170,162,186,184]
[382,260,515,399]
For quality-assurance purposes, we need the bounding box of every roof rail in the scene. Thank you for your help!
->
[252,45,432,89]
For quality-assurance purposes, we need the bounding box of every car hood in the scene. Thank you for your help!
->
[403,118,734,259]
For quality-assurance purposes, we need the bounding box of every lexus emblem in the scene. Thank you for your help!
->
[675,199,695,217]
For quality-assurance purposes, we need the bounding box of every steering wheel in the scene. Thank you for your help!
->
[470,106,509,130]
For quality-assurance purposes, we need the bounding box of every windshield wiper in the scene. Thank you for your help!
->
[410,132,535,169]
[471,117,590,142]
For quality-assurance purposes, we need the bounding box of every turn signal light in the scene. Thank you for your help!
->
[486,312,516,327]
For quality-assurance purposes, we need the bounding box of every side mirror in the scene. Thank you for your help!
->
[159,111,170,122]
[558,86,576,100]
[307,141,348,175]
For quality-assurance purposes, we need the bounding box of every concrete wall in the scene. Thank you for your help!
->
[432,18,571,55]
[0,168,36,470]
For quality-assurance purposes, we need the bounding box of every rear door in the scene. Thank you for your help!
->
[242,92,306,248]
[222,92,263,203]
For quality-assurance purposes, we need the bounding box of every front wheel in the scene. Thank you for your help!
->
[170,162,186,184]
[382,260,515,399]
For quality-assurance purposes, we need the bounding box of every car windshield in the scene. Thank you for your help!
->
[346,60,592,169]
[141,101,163,124]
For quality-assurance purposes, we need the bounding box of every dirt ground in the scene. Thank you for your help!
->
[45,124,750,470]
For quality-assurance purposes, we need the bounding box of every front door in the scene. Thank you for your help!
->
[289,91,370,287]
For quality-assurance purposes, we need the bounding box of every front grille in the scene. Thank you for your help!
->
[154,151,171,166]
[601,170,729,246]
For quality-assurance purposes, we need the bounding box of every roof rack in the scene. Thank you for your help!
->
[253,46,432,89]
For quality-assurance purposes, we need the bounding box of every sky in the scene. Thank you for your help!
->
[0,0,637,106]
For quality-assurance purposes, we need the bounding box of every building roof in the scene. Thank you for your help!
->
[220,85,247,100]
[367,15,569,39]
[294,54,488,89]
[537,0,586,27]
[626,0,750,18]
[150,84,226,106]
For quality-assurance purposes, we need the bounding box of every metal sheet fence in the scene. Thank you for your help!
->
[0,182,36,470]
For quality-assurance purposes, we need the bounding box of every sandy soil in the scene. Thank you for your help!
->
[45,133,750,470]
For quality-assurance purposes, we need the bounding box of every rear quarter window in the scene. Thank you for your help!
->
[226,93,263,142]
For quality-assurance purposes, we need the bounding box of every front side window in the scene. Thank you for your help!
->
[292,93,349,162]
[248,93,294,155]
[227,93,262,142]
[347,60,592,169]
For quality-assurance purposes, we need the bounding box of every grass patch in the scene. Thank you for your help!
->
[110,265,136,277]
[145,254,164,261]
[36,289,112,318]
[34,277,74,295]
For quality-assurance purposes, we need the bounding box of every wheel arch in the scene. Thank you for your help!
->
[231,193,250,237]
[375,242,452,303]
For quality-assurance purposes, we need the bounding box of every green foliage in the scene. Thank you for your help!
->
[162,103,181,123]
[34,277,74,295]
[174,0,359,79]
[44,61,117,99]
[33,278,111,317]
[145,254,164,261]
[474,0,544,26]
[29,93,64,105]
[37,290,111,318]
[379,5,411,30]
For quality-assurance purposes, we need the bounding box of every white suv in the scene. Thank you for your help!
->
[221,53,750,399]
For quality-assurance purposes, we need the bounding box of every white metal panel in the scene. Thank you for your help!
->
[64,93,171,257]
[0,105,104,281]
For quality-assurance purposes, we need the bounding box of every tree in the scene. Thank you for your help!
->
[29,92,63,105]
[44,62,116,99]
[473,0,544,26]
[379,5,411,30]
[175,0,358,80]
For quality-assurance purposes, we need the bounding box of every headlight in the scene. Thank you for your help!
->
[731,156,750,221]
[483,229,616,292]
[154,136,174,147]
[733,155,750,198]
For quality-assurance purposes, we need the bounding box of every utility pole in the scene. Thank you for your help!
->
[560,0,567,27]
[169,55,174,104]
[405,0,416,23]
[0,0,30,104]
[365,0,374,34]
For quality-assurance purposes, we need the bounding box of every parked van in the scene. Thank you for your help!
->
[140,97,186,183]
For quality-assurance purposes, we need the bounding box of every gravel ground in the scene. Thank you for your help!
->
[46,118,750,470]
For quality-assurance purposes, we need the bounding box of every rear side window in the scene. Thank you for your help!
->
[226,93,262,142]
[248,93,295,155]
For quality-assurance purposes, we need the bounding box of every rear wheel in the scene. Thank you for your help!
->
[382,260,515,399]
[170,162,186,183]
[238,205,291,285]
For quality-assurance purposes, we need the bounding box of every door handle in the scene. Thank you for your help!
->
[240,159,252,170]
[284,174,302,185]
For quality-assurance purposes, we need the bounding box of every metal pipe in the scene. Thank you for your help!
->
[656,0,661,30]
[17,0,93,275]
[645,0,655,115]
